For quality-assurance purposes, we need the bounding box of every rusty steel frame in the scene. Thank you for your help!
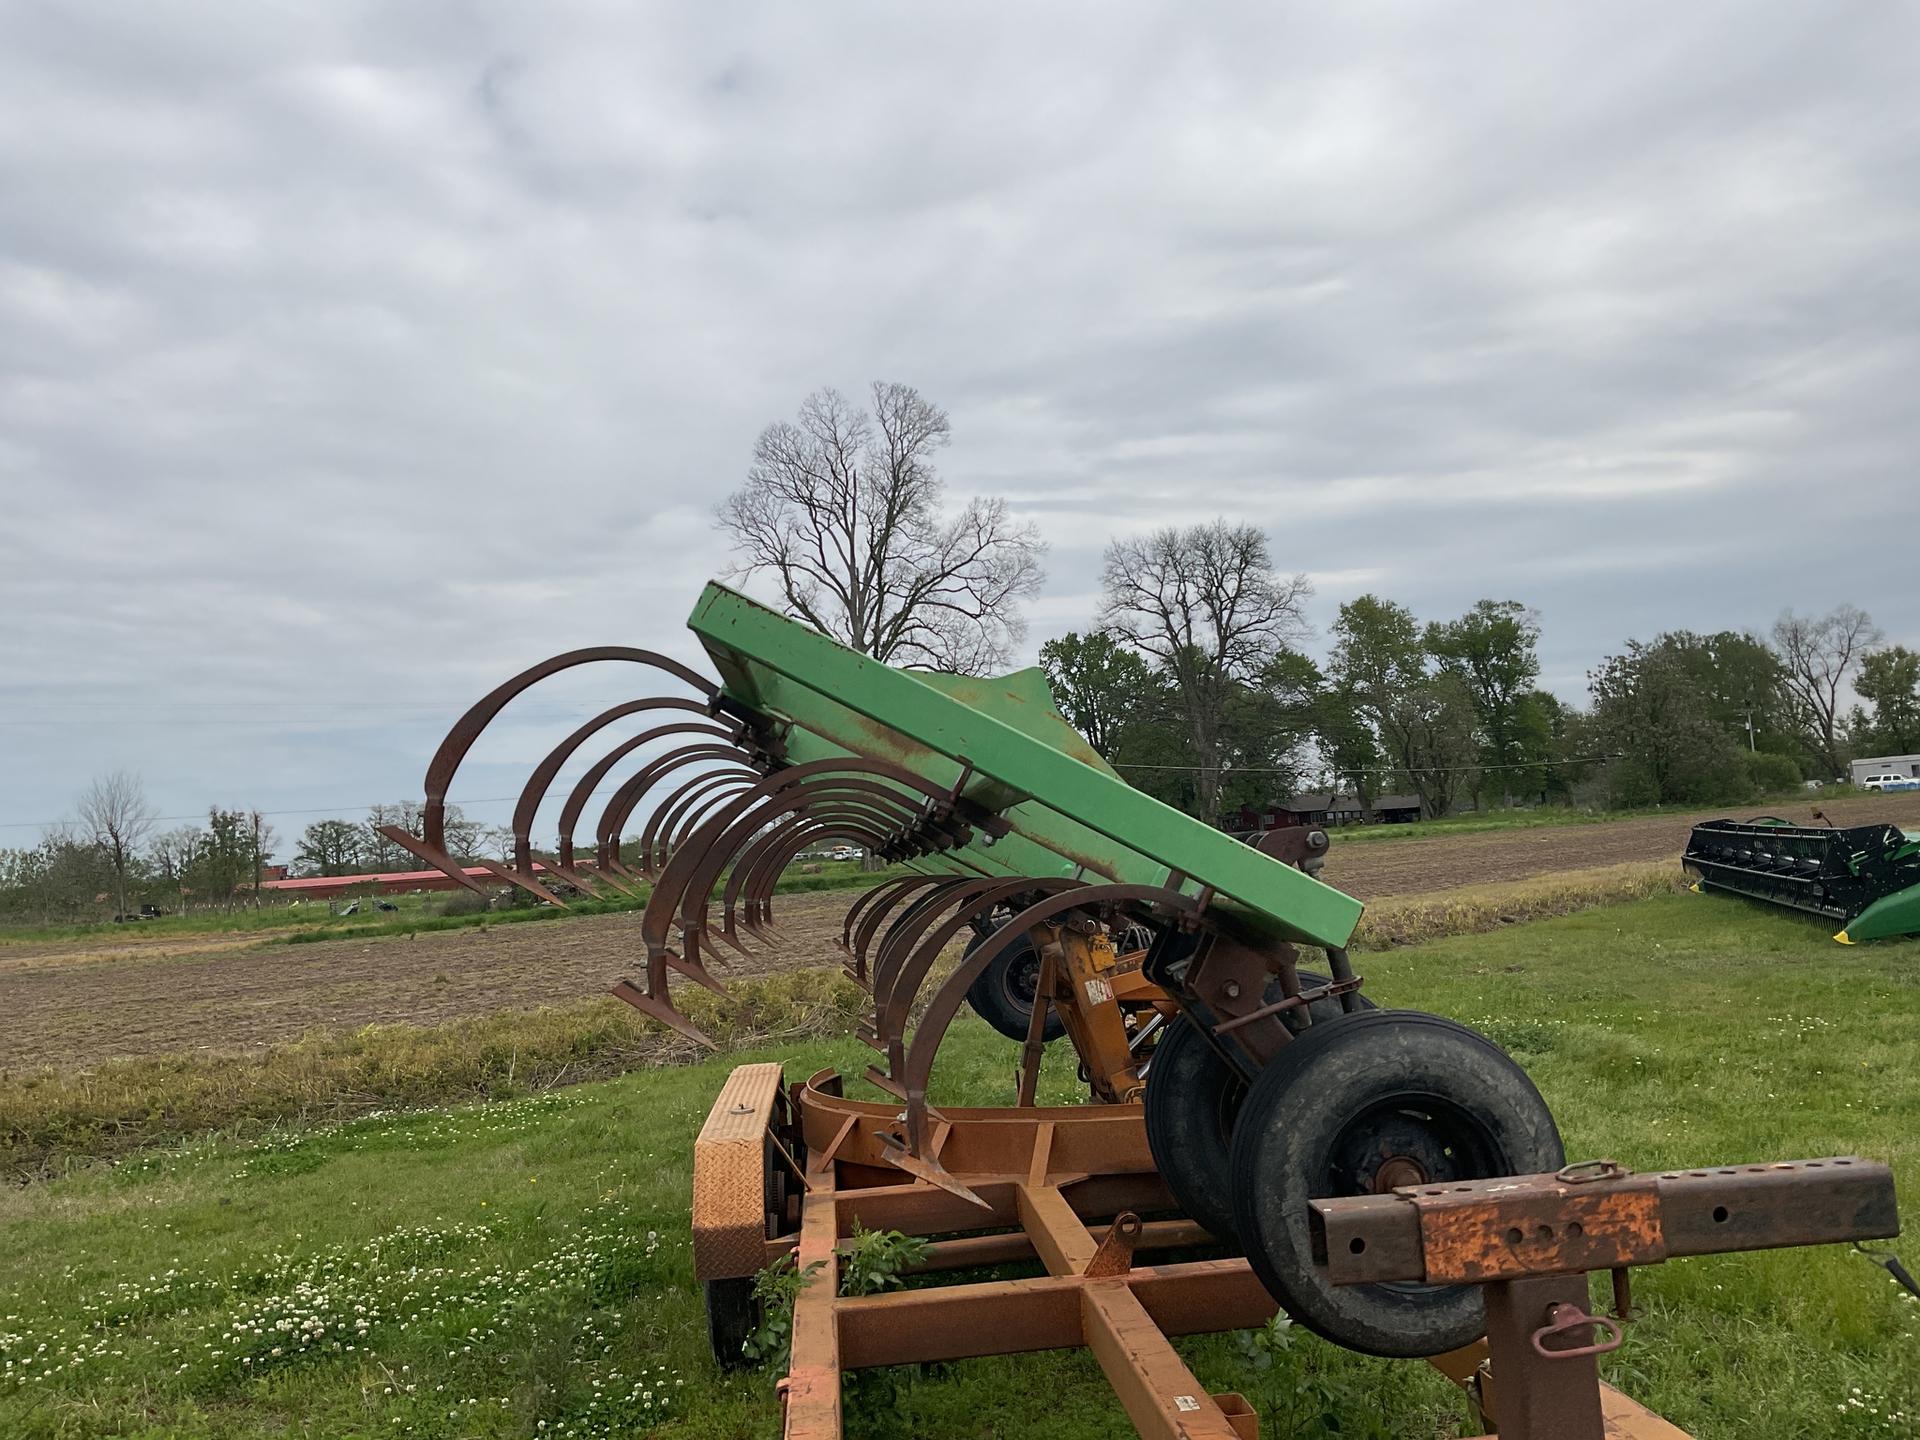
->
[693,1065,1901,1440]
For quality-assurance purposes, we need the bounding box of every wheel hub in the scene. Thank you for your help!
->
[1372,1155,1429,1192]
[1330,1107,1468,1196]
[1005,949,1041,1005]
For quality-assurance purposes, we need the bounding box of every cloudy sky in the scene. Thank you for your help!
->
[3,2,1916,845]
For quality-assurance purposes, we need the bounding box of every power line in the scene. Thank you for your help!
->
[0,706,605,728]
[1111,754,1617,776]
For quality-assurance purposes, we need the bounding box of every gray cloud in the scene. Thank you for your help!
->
[3,1,1917,840]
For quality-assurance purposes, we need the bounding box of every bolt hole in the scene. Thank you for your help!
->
[1567,1221,1584,1237]
[1349,1237,1366,1255]
[1535,1224,1554,1241]
[1506,1227,1524,1245]
[1712,1205,1730,1224]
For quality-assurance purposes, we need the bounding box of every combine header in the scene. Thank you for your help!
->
[1683,816,1920,942]
[385,581,1905,1440]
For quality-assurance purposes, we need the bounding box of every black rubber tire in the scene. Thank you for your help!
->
[1144,974,1374,1245]
[703,1276,757,1369]
[963,926,1065,1043]
[1228,1010,1563,1358]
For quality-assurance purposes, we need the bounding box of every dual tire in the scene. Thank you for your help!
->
[1142,973,1370,1245]
[1148,1005,1563,1358]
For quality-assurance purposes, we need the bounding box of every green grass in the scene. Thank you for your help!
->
[2,894,1916,1438]
[0,891,453,946]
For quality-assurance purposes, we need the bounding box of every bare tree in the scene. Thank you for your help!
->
[716,382,1046,673]
[1773,605,1882,778]
[1100,521,1312,824]
[247,810,278,906]
[76,770,156,917]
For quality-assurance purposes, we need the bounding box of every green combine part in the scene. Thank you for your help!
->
[1682,816,1920,942]
[688,582,1364,950]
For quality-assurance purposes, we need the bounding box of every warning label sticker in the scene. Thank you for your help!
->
[1083,976,1114,1006]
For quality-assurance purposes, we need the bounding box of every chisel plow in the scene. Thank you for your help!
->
[384,582,1904,1439]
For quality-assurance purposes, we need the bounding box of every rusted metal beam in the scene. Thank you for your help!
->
[781,1145,845,1440]
[1081,1281,1246,1439]
[1479,1274,1607,1440]
[1017,1181,1101,1275]
[1315,1156,1899,1287]
[832,1258,1278,1369]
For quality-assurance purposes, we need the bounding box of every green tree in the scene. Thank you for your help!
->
[149,826,204,912]
[1506,689,1566,803]
[1658,631,1792,758]
[1854,646,1920,754]
[1425,600,1540,806]
[0,835,113,923]
[1589,638,1747,805]
[191,809,253,911]
[1544,702,1602,802]
[1327,596,1427,819]
[1038,631,1155,757]
[1313,678,1384,814]
[294,819,365,877]
[1393,672,1482,818]
[1212,650,1321,821]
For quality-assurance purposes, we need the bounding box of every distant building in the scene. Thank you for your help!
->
[1234,793,1422,830]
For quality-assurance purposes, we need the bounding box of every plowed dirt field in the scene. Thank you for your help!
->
[5,794,1913,1071]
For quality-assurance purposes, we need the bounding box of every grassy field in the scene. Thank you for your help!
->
[1,893,1916,1438]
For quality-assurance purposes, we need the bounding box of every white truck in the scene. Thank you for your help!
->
[1862,772,1920,793]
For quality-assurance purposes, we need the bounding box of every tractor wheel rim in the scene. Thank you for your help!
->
[1002,948,1042,1008]
[1320,1093,1503,1296]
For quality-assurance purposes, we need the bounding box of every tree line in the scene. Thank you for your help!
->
[1048,535,1912,825]
[0,780,509,926]
[718,382,1918,829]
